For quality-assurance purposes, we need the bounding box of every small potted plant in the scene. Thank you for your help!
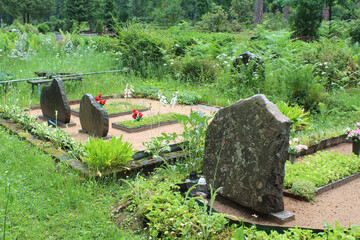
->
[344,123,360,156]
[288,138,308,164]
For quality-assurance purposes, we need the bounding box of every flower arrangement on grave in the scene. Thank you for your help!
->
[344,123,360,142]
[132,109,143,121]
[289,138,308,154]
[95,93,106,107]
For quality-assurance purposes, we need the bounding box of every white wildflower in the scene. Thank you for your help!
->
[124,83,134,99]
[170,92,178,107]
[160,95,167,107]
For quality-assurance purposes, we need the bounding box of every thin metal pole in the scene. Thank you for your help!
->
[2,70,124,84]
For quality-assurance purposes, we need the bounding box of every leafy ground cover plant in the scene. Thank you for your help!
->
[143,136,171,159]
[117,112,180,127]
[83,135,136,173]
[284,151,360,200]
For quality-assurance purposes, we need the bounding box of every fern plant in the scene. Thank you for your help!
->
[276,101,310,133]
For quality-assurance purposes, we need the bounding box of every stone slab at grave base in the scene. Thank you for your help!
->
[268,211,295,224]
[39,115,76,128]
[79,129,111,140]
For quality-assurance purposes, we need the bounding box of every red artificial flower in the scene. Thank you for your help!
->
[99,93,102,97]
[103,99,107,104]
[100,100,104,105]
[132,113,137,119]
[133,109,137,113]
[95,96,100,101]
[138,112,143,118]
[232,28,235,31]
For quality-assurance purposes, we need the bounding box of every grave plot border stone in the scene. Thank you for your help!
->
[71,107,150,118]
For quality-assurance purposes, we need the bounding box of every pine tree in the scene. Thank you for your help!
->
[104,0,116,31]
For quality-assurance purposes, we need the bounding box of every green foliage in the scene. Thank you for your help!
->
[289,0,323,40]
[230,0,254,24]
[284,151,360,193]
[349,20,360,43]
[172,110,213,172]
[37,23,50,34]
[143,136,171,159]
[94,20,104,33]
[281,64,327,110]
[83,136,136,172]
[122,174,228,239]
[172,57,221,83]
[199,3,228,32]
[276,101,310,133]
[290,179,317,201]
[115,22,168,75]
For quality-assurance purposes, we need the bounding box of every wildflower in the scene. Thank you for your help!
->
[252,214,258,218]
[293,138,299,142]
[124,83,134,99]
[160,95,168,107]
[170,92,178,107]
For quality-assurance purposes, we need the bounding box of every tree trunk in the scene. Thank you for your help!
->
[283,5,290,20]
[192,0,197,26]
[254,0,263,25]
[323,7,329,20]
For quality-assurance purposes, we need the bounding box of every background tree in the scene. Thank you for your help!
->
[254,0,263,24]
[230,0,254,24]
[104,0,116,30]
[289,0,323,40]
[152,0,184,25]
[0,0,54,24]
[65,0,95,25]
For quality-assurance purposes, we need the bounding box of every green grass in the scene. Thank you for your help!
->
[0,128,144,239]
[117,112,182,127]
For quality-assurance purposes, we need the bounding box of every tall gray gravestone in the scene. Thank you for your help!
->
[203,94,291,214]
[79,94,109,137]
[40,78,71,124]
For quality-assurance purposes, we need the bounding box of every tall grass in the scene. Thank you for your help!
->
[0,129,143,239]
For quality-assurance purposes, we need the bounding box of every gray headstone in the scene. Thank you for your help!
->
[79,94,109,137]
[203,94,290,214]
[40,78,71,124]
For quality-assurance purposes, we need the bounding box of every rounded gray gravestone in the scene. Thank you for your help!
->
[79,94,109,137]
[40,78,71,123]
[203,94,291,214]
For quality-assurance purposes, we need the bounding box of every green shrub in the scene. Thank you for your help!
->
[115,22,168,75]
[94,20,104,33]
[282,64,327,110]
[199,3,228,32]
[350,20,360,43]
[172,57,221,83]
[83,136,136,173]
[37,23,50,34]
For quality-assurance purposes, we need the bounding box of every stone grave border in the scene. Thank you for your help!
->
[112,120,178,133]
[0,116,185,179]
[284,134,356,200]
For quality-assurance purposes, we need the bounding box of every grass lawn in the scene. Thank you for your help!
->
[0,129,143,239]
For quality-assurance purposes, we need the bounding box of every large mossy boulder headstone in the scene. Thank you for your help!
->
[79,94,109,137]
[40,78,71,124]
[203,94,291,214]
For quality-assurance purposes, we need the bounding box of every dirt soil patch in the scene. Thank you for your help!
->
[213,143,360,230]
[27,97,216,151]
